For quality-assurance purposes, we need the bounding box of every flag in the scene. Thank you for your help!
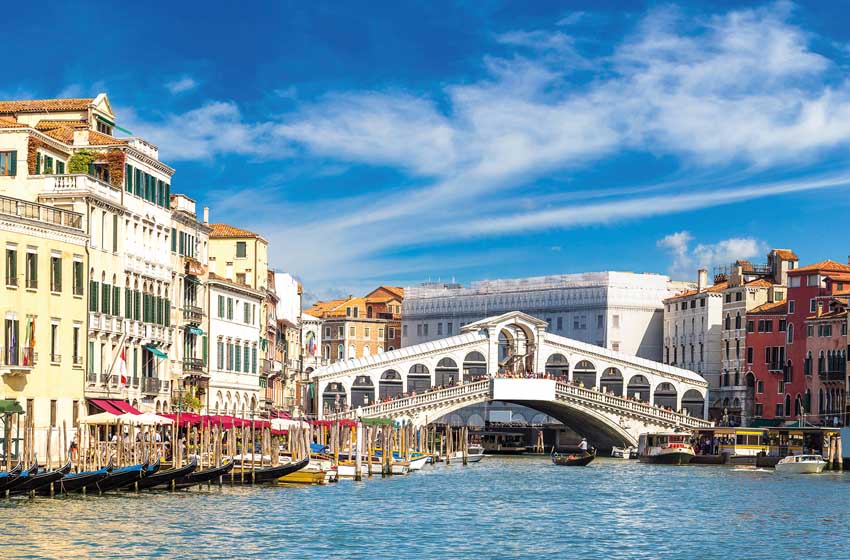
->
[116,345,127,385]
[21,318,32,367]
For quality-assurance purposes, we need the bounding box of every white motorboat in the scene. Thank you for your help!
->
[774,454,827,474]
[638,433,695,465]
[408,455,429,471]
[611,446,638,459]
[449,445,485,463]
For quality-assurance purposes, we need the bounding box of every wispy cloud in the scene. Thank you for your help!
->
[658,231,766,280]
[165,76,198,94]
[124,3,850,294]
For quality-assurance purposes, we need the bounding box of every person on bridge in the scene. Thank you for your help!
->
[578,438,588,453]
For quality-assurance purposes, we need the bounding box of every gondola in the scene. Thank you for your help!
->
[9,459,73,495]
[39,465,111,495]
[3,461,40,493]
[551,449,596,466]
[145,456,162,475]
[0,461,24,493]
[136,457,198,490]
[95,460,149,493]
[231,456,310,484]
[169,459,234,490]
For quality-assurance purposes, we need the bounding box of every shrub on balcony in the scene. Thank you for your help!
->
[68,149,96,174]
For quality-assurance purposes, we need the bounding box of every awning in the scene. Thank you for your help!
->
[188,326,204,336]
[185,275,202,285]
[144,345,168,359]
[96,114,133,135]
[89,398,142,415]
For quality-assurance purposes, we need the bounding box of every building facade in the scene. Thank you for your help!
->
[0,195,87,460]
[403,272,692,361]
[0,94,176,414]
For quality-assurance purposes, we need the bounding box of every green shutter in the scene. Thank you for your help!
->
[171,228,177,252]
[113,286,120,315]
[112,214,118,252]
[125,288,131,318]
[202,336,208,366]
[218,295,224,318]
[89,281,98,312]
[9,151,16,176]
[56,161,64,174]
[35,153,41,175]
[165,184,170,209]
[102,283,110,314]
[252,347,257,374]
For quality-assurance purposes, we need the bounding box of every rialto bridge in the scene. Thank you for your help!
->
[310,312,712,447]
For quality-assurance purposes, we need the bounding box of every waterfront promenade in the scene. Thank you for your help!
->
[2,456,848,559]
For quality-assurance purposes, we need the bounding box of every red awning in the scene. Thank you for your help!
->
[88,399,142,415]
[89,399,123,415]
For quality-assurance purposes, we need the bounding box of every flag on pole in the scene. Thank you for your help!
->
[116,345,128,385]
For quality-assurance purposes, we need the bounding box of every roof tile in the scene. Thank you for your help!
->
[0,98,94,113]
[209,223,261,239]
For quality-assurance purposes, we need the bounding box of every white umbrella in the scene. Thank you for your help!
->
[80,412,119,425]
[270,418,309,430]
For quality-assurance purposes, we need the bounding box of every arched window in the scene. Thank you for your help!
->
[322,382,347,413]
[545,354,569,380]
[599,367,623,396]
[787,323,794,344]
[324,345,330,360]
[337,344,343,360]
[724,314,731,330]
[351,375,375,408]
[463,351,487,382]
[784,394,792,417]
[379,370,403,400]
[626,375,650,402]
[435,357,459,386]
[363,345,370,357]
[573,360,596,388]
[407,364,431,393]
[654,382,677,409]
[735,312,741,329]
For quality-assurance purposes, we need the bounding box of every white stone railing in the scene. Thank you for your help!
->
[327,380,491,420]
[555,382,712,428]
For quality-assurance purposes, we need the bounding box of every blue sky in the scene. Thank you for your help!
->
[5,1,850,301]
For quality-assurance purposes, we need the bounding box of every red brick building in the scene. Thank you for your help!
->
[804,295,847,424]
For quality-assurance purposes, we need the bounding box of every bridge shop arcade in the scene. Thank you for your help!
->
[311,312,711,450]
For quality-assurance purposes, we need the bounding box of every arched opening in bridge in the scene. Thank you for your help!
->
[654,382,678,410]
[435,357,459,386]
[600,367,623,396]
[407,364,431,394]
[627,375,650,402]
[545,354,569,381]
[379,369,403,400]
[498,323,535,374]
[463,351,487,383]
[573,360,596,388]
[681,389,704,417]
[351,375,375,408]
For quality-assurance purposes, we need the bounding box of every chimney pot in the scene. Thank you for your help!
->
[697,269,707,292]
[203,206,209,224]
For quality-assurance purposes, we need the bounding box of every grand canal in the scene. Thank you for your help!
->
[2,456,848,559]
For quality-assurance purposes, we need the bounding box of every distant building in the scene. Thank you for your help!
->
[402,272,692,361]
[305,286,403,364]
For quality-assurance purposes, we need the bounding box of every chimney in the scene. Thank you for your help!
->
[697,269,707,292]
[225,261,233,281]
[73,130,89,146]
[203,206,209,224]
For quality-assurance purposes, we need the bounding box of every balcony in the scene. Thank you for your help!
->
[142,377,161,394]
[182,357,207,376]
[50,353,61,364]
[0,346,37,375]
[39,174,121,209]
[818,369,846,382]
[182,305,204,325]
[0,192,84,231]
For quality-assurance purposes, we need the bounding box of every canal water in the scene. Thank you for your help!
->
[2,456,848,559]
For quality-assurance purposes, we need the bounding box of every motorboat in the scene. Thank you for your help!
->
[611,446,638,459]
[638,433,695,465]
[774,454,827,474]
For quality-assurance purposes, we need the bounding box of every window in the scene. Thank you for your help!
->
[72,325,80,366]
[557,317,563,330]
[810,299,817,313]
[72,260,83,296]
[597,314,603,329]
[757,380,764,393]
[349,326,355,337]
[423,324,429,336]
[725,293,731,303]
[353,307,359,318]
[337,326,344,338]
[244,302,251,324]
[807,274,819,287]
[346,307,351,317]
[50,323,59,362]
[700,298,705,307]
[746,320,754,333]
[787,324,794,344]
[236,273,246,285]
[25,251,37,289]
[788,300,795,314]
[807,324,813,337]
[747,347,753,364]
[754,404,763,417]
[735,313,741,329]
[5,248,16,287]
[389,327,395,339]
[243,343,250,372]
[447,322,453,335]
[776,404,784,417]
[337,344,344,360]
[50,400,57,428]
[416,324,422,337]
[403,325,408,337]
[778,319,786,332]
[325,326,331,338]
[0,151,17,176]
[227,297,233,320]
[735,292,742,301]
[378,327,384,338]
[437,323,442,336]
[217,341,224,370]
[612,315,619,328]
[764,320,773,333]
[236,241,247,258]
[777,380,784,394]
[364,327,370,338]
[50,256,62,292]
[252,346,257,373]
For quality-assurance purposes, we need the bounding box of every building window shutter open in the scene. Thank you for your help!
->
[9,151,16,176]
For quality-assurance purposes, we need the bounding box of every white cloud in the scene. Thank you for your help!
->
[126,3,850,293]
[165,76,198,94]
[658,230,766,280]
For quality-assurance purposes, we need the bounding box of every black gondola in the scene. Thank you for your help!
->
[145,456,162,475]
[3,461,40,493]
[169,460,234,490]
[95,461,149,493]
[232,456,310,484]
[0,461,23,493]
[39,466,110,494]
[136,457,198,490]
[9,459,73,495]
[551,449,596,466]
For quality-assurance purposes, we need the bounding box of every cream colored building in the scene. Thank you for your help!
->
[0,194,87,461]
[0,94,176,414]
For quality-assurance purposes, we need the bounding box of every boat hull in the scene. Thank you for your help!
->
[44,469,109,494]
[639,451,695,465]
[552,451,596,466]
[138,458,198,490]
[96,464,147,492]
[232,457,310,484]
[170,461,234,490]
[775,461,826,474]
